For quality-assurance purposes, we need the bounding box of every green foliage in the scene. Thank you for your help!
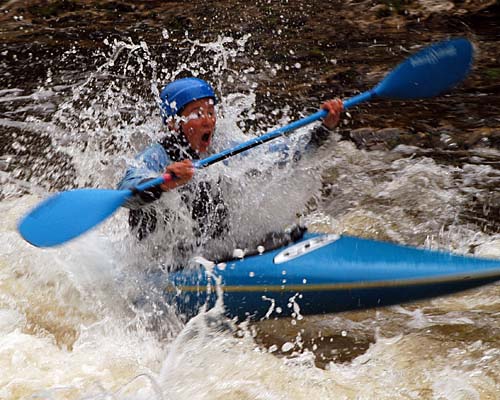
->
[308,48,325,60]
[484,68,500,80]
[377,0,413,16]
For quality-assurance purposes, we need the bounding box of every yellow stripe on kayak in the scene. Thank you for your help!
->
[166,270,500,293]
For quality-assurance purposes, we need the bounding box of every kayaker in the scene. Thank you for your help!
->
[118,77,342,254]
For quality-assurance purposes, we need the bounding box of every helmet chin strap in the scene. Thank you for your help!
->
[161,125,199,161]
[178,125,190,146]
[166,115,188,142]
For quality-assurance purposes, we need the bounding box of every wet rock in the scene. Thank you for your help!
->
[420,0,455,14]
[435,124,463,149]
[468,127,500,148]
[1,0,500,195]
[463,127,493,148]
[0,127,76,193]
[347,127,407,150]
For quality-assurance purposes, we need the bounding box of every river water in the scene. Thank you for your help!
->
[1,33,499,400]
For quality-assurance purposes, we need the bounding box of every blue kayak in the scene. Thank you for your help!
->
[164,233,500,321]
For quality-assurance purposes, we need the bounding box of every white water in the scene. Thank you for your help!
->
[1,34,499,399]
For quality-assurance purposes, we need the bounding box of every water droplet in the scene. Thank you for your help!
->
[268,345,278,353]
[282,342,294,352]
[233,248,245,258]
[217,263,226,271]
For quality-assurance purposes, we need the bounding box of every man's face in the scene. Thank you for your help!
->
[179,98,216,154]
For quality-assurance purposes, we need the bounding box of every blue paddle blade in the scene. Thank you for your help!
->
[374,38,474,99]
[18,189,131,247]
[16,39,474,248]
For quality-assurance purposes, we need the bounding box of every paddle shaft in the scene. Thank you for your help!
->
[149,90,377,190]
[18,39,473,247]
[127,39,475,192]
[195,90,375,169]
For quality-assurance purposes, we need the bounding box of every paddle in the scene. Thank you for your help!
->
[18,38,474,247]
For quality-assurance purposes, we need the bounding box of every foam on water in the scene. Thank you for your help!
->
[0,198,166,399]
[1,31,499,399]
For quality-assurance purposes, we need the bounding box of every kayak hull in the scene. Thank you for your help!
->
[164,233,500,320]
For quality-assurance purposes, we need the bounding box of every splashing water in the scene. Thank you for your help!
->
[1,30,499,399]
[1,33,326,399]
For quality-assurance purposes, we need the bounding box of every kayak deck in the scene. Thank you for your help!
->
[164,234,500,320]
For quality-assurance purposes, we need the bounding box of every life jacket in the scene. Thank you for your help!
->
[128,133,229,242]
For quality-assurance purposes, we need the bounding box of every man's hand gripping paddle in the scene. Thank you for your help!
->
[18,38,474,247]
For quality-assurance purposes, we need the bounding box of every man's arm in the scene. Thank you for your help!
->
[306,98,343,151]
[118,143,196,209]
[117,143,170,209]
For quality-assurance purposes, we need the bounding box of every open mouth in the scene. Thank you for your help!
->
[201,133,211,143]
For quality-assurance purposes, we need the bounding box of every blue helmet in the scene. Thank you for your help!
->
[160,77,217,120]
